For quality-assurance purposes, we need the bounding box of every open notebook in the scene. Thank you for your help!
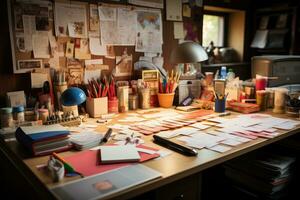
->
[100,145,141,164]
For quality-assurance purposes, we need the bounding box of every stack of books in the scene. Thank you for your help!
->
[224,151,296,199]
[15,124,72,156]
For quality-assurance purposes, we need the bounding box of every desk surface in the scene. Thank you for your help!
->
[5,109,300,200]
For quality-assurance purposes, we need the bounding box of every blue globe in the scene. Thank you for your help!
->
[61,87,86,106]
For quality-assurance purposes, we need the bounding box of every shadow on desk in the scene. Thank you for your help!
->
[202,136,300,200]
[0,138,56,199]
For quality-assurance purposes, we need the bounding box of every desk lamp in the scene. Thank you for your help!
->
[61,87,86,117]
[170,42,208,77]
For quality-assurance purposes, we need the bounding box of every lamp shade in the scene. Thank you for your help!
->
[61,87,86,106]
[170,42,208,64]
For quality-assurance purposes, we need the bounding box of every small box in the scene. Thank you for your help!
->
[86,97,108,118]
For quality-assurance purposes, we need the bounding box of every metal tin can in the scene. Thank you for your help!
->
[129,94,138,110]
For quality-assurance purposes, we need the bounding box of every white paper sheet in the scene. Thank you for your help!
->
[89,4,99,32]
[98,6,116,21]
[31,72,48,88]
[83,68,101,84]
[135,9,163,53]
[23,15,36,51]
[128,0,164,8]
[117,8,137,45]
[173,22,184,39]
[89,37,107,56]
[99,8,136,45]
[54,2,88,38]
[32,31,50,58]
[166,0,182,21]
[208,145,232,153]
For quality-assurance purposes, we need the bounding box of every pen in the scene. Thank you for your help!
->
[153,135,198,156]
[100,128,112,144]
[97,149,101,165]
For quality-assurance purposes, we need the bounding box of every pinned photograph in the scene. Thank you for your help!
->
[66,41,75,58]
[16,33,25,52]
[68,22,86,38]
[67,67,83,85]
[115,48,132,77]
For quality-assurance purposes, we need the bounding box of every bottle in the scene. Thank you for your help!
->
[220,66,227,79]
[226,68,235,81]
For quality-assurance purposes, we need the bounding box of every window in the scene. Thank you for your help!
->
[202,14,225,47]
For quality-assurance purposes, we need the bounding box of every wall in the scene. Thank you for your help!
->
[0,0,32,107]
[228,11,245,61]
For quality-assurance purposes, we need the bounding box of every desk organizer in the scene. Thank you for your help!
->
[86,97,108,118]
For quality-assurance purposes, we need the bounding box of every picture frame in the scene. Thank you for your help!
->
[17,59,43,73]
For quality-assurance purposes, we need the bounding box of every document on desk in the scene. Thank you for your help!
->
[51,164,161,200]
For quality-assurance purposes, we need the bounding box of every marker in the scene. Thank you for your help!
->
[153,135,198,156]
[100,128,112,144]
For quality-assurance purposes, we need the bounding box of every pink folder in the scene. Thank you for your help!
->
[64,145,160,177]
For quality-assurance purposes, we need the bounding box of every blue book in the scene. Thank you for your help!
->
[16,124,69,141]
[15,124,70,156]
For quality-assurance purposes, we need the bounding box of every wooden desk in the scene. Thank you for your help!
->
[2,110,300,200]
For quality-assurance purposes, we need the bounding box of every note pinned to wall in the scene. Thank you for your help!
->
[166,0,182,21]
[183,4,191,18]
[89,37,107,56]
[54,2,88,38]
[32,31,50,58]
[31,72,48,88]
[173,22,184,39]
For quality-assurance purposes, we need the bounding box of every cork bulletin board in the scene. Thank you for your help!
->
[7,0,203,84]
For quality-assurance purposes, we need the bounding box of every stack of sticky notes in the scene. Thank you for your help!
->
[99,145,141,164]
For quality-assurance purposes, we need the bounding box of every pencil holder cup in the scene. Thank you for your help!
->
[108,97,119,114]
[157,93,175,108]
[86,97,108,118]
[214,98,226,113]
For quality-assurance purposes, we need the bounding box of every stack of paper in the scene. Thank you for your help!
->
[100,145,141,164]
[69,132,103,150]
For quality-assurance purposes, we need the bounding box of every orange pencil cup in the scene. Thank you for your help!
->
[157,93,175,108]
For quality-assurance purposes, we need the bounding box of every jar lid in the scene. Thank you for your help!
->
[0,107,13,114]
[38,109,49,113]
[13,105,24,113]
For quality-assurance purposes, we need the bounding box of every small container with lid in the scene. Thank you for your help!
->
[220,66,227,79]
[129,94,138,110]
[226,68,235,81]
[13,105,25,123]
[38,109,49,124]
[0,107,13,128]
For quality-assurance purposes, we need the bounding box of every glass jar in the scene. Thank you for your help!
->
[139,88,150,109]
[13,105,25,123]
[0,107,13,128]
[38,109,49,124]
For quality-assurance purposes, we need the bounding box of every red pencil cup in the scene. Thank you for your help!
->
[108,97,119,113]
[255,77,267,91]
